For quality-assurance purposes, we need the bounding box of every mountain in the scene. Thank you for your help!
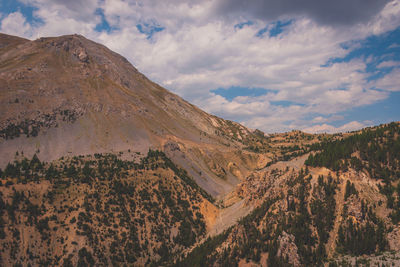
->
[0,33,275,198]
[1,33,400,266]
[180,122,400,266]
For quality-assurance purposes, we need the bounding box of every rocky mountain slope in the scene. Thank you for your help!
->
[0,150,220,266]
[1,33,400,266]
[179,122,400,267]
[0,32,281,198]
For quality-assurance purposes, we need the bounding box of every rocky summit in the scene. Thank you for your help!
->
[1,33,400,266]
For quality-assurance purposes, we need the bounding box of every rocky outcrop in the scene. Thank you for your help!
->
[277,231,301,267]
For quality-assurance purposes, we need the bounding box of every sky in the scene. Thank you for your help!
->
[1,0,400,134]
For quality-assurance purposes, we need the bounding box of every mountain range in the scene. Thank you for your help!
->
[0,33,399,266]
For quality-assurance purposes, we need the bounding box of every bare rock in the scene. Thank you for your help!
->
[388,226,400,250]
[77,48,89,62]
[277,231,301,267]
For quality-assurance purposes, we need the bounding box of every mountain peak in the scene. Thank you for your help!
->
[0,33,262,197]
[35,34,91,63]
[1,33,400,267]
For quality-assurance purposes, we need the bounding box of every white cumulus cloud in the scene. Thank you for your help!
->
[0,12,33,37]
[1,0,400,133]
[302,121,369,134]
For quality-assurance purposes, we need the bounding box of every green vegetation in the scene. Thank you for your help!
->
[179,170,340,266]
[310,174,337,260]
[336,218,387,255]
[0,150,209,266]
[175,227,233,267]
[306,123,400,225]
[177,196,281,266]
[336,193,387,256]
[1,123,399,266]
[305,122,400,176]
[0,109,80,140]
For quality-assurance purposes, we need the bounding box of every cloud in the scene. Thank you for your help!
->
[19,0,99,22]
[302,121,368,134]
[311,115,344,124]
[0,12,32,37]
[373,68,400,91]
[389,43,400,49]
[376,60,400,68]
[215,0,391,27]
[0,0,399,133]
[366,0,400,35]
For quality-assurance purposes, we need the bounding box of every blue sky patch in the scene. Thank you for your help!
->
[331,27,400,64]
[336,91,400,127]
[211,86,274,101]
[94,8,116,33]
[0,0,43,25]
[234,21,254,29]
[257,20,293,37]
[136,22,164,39]
[256,26,269,37]
[269,20,293,37]
[300,91,399,128]
[324,26,400,82]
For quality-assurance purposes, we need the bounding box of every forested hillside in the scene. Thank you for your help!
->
[0,150,214,266]
[306,122,400,224]
[175,123,400,266]
[305,122,400,176]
